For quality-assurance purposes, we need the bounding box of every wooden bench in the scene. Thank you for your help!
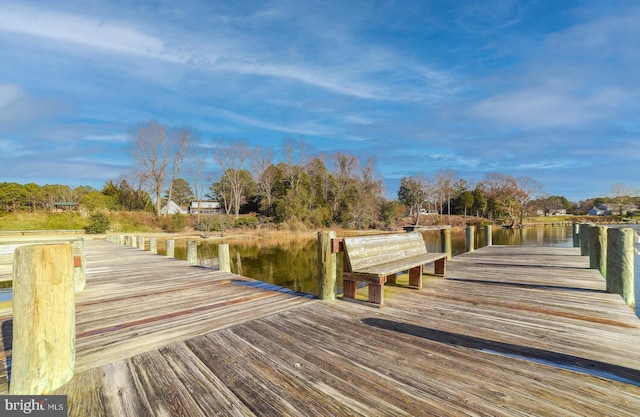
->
[334,232,447,306]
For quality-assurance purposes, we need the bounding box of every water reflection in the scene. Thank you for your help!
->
[422,224,573,256]
[188,225,575,297]
[186,237,343,297]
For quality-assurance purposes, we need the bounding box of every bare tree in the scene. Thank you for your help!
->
[515,176,543,224]
[282,136,313,192]
[352,157,384,229]
[610,183,639,215]
[163,127,197,216]
[479,173,520,226]
[211,138,252,219]
[398,175,429,224]
[436,170,457,224]
[330,152,359,218]
[184,140,209,220]
[252,147,276,215]
[128,120,196,216]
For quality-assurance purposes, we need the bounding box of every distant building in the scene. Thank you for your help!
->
[160,200,187,215]
[536,208,567,216]
[588,207,606,216]
[590,203,639,216]
[588,204,612,216]
[189,200,221,215]
[54,201,78,211]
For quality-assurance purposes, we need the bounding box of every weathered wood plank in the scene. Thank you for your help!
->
[8,240,640,417]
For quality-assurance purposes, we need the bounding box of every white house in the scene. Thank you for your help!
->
[189,200,221,214]
[160,200,187,215]
[588,205,610,216]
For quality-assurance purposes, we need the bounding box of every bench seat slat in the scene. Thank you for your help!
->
[345,233,428,271]
[347,253,446,277]
[340,232,447,306]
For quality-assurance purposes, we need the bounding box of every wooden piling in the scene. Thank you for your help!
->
[10,244,75,394]
[465,226,475,252]
[597,226,607,278]
[166,239,175,258]
[605,228,635,309]
[440,229,452,260]
[218,244,231,272]
[572,223,580,247]
[317,231,337,301]
[130,236,137,248]
[150,238,158,254]
[138,236,145,250]
[579,223,591,256]
[72,237,85,292]
[588,226,607,273]
[187,241,198,264]
[484,225,493,247]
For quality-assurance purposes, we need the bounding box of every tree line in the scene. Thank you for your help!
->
[2,120,638,228]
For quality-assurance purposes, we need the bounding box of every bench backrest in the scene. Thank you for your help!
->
[342,232,427,272]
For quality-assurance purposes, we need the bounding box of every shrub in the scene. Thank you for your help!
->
[84,212,110,234]
[161,214,187,232]
[194,216,219,232]
[234,216,258,229]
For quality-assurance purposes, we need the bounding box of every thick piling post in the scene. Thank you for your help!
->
[138,236,145,250]
[572,223,580,248]
[588,226,607,273]
[218,244,231,272]
[187,240,198,264]
[166,239,175,258]
[484,225,493,247]
[465,226,475,252]
[317,231,337,301]
[72,237,85,292]
[130,235,137,248]
[597,226,608,278]
[606,228,635,309]
[150,238,158,254]
[579,223,591,256]
[10,244,75,394]
[440,229,452,260]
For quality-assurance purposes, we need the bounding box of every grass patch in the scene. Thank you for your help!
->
[524,215,574,224]
[0,211,85,230]
[0,210,162,232]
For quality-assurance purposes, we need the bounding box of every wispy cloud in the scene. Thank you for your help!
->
[205,106,339,138]
[469,84,629,129]
[0,83,65,128]
[1,1,638,201]
[0,4,185,62]
[84,133,128,142]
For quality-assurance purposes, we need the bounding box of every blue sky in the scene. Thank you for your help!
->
[1,0,638,202]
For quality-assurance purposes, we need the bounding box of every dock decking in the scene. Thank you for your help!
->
[2,240,640,416]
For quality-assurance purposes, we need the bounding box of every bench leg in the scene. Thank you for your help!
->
[368,283,383,305]
[387,273,398,285]
[409,265,423,288]
[434,258,446,275]
[343,279,357,299]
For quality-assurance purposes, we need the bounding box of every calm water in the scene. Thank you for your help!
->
[190,224,576,296]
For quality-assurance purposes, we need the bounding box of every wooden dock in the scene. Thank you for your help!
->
[2,240,640,416]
